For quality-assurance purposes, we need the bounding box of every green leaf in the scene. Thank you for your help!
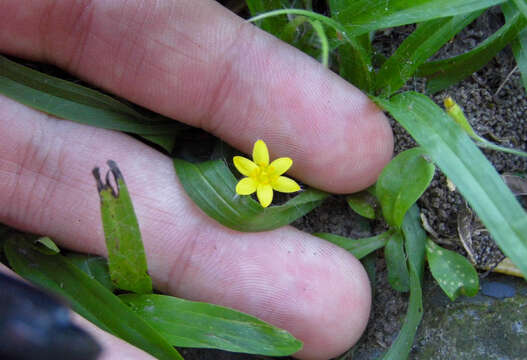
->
[0,55,183,152]
[330,0,505,37]
[35,236,60,255]
[173,158,327,232]
[381,205,425,360]
[249,9,373,91]
[425,239,479,300]
[376,12,481,96]
[246,0,289,36]
[66,252,115,292]
[4,235,183,360]
[504,2,527,92]
[385,231,410,292]
[376,92,527,279]
[346,191,377,219]
[314,231,390,259]
[418,10,527,93]
[329,0,374,92]
[120,294,302,356]
[93,160,152,294]
[376,147,435,228]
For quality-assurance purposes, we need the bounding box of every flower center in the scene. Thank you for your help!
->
[255,165,276,185]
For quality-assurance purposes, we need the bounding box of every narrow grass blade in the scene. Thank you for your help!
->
[314,231,390,259]
[0,55,183,151]
[376,12,481,96]
[328,0,504,37]
[173,158,327,232]
[4,235,183,360]
[120,294,302,356]
[381,205,425,360]
[93,161,152,294]
[376,92,527,279]
[426,239,479,300]
[418,10,527,93]
[504,2,527,92]
[376,147,435,229]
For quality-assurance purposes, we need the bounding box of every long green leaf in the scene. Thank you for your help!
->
[418,10,527,93]
[120,294,302,356]
[0,55,183,151]
[330,0,505,37]
[173,158,327,232]
[381,205,425,360]
[93,161,152,294]
[314,231,390,259]
[376,92,527,279]
[376,147,435,229]
[376,12,481,96]
[4,235,183,360]
[504,2,527,92]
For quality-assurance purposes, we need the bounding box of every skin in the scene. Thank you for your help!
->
[0,1,393,359]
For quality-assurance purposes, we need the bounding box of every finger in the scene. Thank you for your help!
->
[0,95,370,360]
[0,264,154,360]
[0,0,393,193]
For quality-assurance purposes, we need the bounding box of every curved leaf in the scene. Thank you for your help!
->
[120,294,302,356]
[376,147,435,228]
[376,92,527,279]
[0,56,184,151]
[426,238,479,300]
[4,235,183,360]
[173,158,327,232]
[346,191,377,219]
[314,231,390,259]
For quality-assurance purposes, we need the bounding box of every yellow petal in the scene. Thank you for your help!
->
[252,139,269,166]
[233,156,258,177]
[236,177,257,195]
[272,176,301,193]
[256,184,273,208]
[269,157,293,176]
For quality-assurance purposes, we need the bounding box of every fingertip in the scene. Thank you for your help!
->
[290,241,372,360]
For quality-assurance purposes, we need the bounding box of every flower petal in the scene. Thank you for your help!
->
[252,139,269,166]
[269,157,293,176]
[256,184,273,208]
[233,156,258,177]
[236,177,257,195]
[272,176,301,193]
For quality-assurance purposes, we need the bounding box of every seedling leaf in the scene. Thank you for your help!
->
[93,161,152,294]
[120,294,303,356]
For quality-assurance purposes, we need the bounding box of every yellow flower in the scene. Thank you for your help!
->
[233,140,301,208]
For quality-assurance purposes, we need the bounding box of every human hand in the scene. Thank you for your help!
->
[0,0,393,359]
